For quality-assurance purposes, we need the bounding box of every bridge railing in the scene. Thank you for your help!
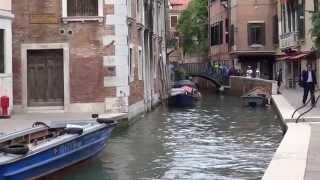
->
[176,63,230,86]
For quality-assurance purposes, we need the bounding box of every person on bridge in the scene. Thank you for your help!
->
[302,65,317,106]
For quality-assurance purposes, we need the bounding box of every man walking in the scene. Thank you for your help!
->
[302,65,317,106]
[277,68,282,94]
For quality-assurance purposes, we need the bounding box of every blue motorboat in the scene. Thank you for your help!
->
[0,117,117,179]
[169,80,201,107]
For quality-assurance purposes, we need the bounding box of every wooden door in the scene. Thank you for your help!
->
[27,49,64,107]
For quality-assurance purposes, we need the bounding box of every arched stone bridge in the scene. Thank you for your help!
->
[176,63,228,90]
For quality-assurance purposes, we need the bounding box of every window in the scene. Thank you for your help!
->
[0,30,3,73]
[225,18,229,44]
[170,16,178,28]
[129,47,134,82]
[298,0,305,39]
[273,16,279,44]
[129,48,132,75]
[248,23,265,45]
[67,0,98,16]
[315,0,319,12]
[288,3,292,32]
[281,4,286,33]
[211,21,223,46]
[62,0,103,23]
[137,0,140,13]
[230,24,234,46]
[138,49,143,80]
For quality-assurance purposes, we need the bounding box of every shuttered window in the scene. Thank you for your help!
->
[298,0,305,39]
[248,23,265,45]
[230,24,234,46]
[225,18,229,44]
[67,0,98,16]
[0,30,4,73]
[170,16,178,28]
[211,21,223,46]
[273,15,279,44]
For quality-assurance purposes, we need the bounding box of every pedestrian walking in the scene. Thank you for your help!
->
[246,66,253,77]
[276,68,282,94]
[302,65,317,106]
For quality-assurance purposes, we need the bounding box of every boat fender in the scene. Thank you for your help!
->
[97,118,115,124]
[92,114,99,118]
[64,127,83,135]
[0,144,29,155]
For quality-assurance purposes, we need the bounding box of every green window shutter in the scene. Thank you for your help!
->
[248,24,252,45]
[219,21,223,44]
[298,1,305,39]
[262,23,266,45]
[230,25,234,46]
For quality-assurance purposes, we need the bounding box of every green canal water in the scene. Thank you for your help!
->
[46,93,283,180]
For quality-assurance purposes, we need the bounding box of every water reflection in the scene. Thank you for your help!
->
[47,93,282,180]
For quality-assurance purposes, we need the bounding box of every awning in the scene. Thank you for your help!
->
[277,56,289,61]
[287,53,308,60]
[276,52,309,61]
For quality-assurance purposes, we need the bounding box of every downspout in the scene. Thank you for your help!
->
[208,0,211,62]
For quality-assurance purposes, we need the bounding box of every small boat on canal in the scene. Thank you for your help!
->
[0,116,117,179]
[169,80,201,107]
[241,87,270,107]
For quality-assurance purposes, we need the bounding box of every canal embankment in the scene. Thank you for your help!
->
[263,88,320,180]
[0,112,128,134]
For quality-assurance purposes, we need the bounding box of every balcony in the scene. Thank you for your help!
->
[279,32,299,50]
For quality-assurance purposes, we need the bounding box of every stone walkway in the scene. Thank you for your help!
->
[281,88,320,121]
[305,123,320,180]
[0,112,128,134]
[264,88,320,180]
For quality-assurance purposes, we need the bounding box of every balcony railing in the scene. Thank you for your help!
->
[279,32,299,50]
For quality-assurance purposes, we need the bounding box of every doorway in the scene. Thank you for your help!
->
[27,49,64,107]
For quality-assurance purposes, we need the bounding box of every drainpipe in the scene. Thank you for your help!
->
[208,0,211,62]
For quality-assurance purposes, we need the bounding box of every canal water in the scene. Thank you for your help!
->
[47,93,283,180]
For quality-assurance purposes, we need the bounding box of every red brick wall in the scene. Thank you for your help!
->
[209,1,232,64]
[12,0,115,105]
[232,0,276,52]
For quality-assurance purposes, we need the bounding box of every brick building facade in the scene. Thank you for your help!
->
[0,0,13,112]
[209,0,277,80]
[209,0,231,65]
[11,0,168,117]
